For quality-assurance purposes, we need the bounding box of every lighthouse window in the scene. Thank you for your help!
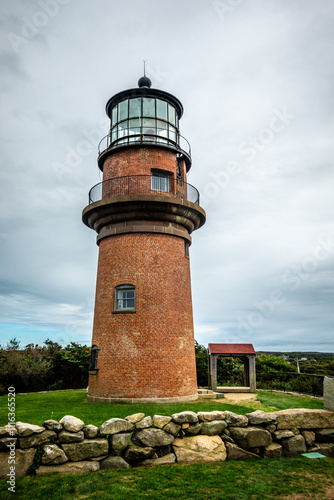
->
[118,100,128,121]
[151,172,170,193]
[115,285,135,311]
[89,345,99,370]
[143,97,155,117]
[168,104,176,126]
[129,98,141,118]
[157,99,167,120]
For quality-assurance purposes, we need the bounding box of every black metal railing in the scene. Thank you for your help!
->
[88,175,200,205]
[256,371,325,397]
[98,132,191,162]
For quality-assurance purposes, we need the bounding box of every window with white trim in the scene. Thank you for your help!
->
[115,285,135,311]
[151,172,170,193]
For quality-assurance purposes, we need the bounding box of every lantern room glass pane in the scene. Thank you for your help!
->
[168,104,176,126]
[129,98,141,118]
[143,98,155,117]
[118,100,128,121]
[112,106,117,126]
[168,125,176,143]
[157,99,167,120]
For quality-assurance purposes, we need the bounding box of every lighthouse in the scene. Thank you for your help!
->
[83,75,206,403]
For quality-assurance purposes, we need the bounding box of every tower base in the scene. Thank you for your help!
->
[87,393,199,404]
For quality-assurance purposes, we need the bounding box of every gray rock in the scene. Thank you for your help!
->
[301,430,315,446]
[100,456,131,470]
[42,420,63,432]
[185,423,202,436]
[261,443,282,458]
[315,428,334,443]
[16,422,45,437]
[273,430,295,440]
[135,416,153,429]
[276,409,334,430]
[99,418,133,436]
[0,437,18,451]
[225,442,259,461]
[61,438,109,461]
[125,413,145,424]
[19,430,57,449]
[109,433,131,455]
[0,449,36,479]
[171,411,198,424]
[124,445,156,462]
[197,411,226,422]
[282,435,306,457]
[83,425,99,439]
[245,410,278,426]
[153,415,172,428]
[201,420,227,436]
[229,426,272,450]
[0,425,17,437]
[36,461,100,475]
[41,444,68,465]
[58,430,84,443]
[173,435,227,463]
[132,428,174,448]
[266,424,276,433]
[59,415,84,433]
[224,411,248,427]
[163,422,181,436]
[138,453,176,467]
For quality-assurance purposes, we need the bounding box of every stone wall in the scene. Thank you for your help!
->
[1,409,334,479]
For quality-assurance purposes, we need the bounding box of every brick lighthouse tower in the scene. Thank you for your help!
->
[83,75,206,403]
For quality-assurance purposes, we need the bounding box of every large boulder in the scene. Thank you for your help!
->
[19,430,57,449]
[58,430,84,443]
[59,416,84,433]
[36,461,100,475]
[100,456,131,470]
[153,415,172,429]
[124,445,156,462]
[173,435,226,463]
[201,420,227,436]
[171,411,198,424]
[225,442,259,460]
[132,428,174,448]
[109,433,131,455]
[224,411,248,427]
[16,422,45,437]
[61,438,108,461]
[0,449,36,479]
[276,409,334,430]
[282,435,306,457]
[229,426,272,450]
[245,410,278,426]
[197,411,225,422]
[138,453,176,467]
[41,444,68,465]
[99,418,133,436]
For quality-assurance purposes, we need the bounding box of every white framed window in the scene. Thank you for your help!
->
[115,285,135,311]
[151,172,170,193]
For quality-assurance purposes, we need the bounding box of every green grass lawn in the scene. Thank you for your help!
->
[0,389,324,426]
[0,457,333,500]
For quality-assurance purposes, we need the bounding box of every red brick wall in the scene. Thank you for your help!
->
[103,147,186,181]
[88,232,198,399]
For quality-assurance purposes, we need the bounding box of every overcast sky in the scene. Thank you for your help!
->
[0,0,333,352]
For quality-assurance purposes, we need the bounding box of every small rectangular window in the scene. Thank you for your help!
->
[143,98,155,117]
[151,172,170,192]
[129,98,141,118]
[115,285,135,311]
[112,106,117,126]
[157,99,167,120]
[168,104,176,126]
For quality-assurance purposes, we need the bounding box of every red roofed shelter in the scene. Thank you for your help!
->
[208,344,256,393]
